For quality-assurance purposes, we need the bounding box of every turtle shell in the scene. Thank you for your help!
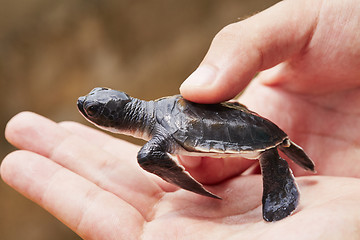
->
[155,96,288,154]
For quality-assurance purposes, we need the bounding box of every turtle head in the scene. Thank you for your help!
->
[77,87,132,132]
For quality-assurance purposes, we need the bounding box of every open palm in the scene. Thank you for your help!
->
[2,112,360,240]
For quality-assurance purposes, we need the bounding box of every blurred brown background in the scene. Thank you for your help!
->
[0,0,279,239]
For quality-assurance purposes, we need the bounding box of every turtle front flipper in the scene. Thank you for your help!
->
[259,149,299,222]
[137,138,221,199]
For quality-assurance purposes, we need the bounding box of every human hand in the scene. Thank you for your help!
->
[3,0,360,238]
[2,112,360,240]
[180,0,360,179]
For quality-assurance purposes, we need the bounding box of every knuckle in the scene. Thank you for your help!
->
[213,22,241,43]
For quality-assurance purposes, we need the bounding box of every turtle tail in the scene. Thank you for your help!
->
[278,139,315,172]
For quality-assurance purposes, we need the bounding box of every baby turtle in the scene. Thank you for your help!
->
[77,87,315,222]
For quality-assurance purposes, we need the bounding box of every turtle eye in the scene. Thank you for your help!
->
[86,104,100,116]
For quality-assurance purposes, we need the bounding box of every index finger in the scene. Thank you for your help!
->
[5,111,163,217]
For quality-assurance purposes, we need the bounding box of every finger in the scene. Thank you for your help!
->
[58,121,141,168]
[5,112,163,216]
[0,150,144,239]
[180,0,320,103]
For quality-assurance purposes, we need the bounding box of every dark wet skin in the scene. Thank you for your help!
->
[77,87,315,222]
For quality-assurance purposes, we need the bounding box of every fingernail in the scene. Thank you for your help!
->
[181,65,217,87]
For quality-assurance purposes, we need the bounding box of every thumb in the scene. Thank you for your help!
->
[180,0,319,103]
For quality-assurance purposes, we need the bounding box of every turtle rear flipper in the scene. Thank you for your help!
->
[137,138,221,199]
[279,140,315,172]
[259,149,299,222]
